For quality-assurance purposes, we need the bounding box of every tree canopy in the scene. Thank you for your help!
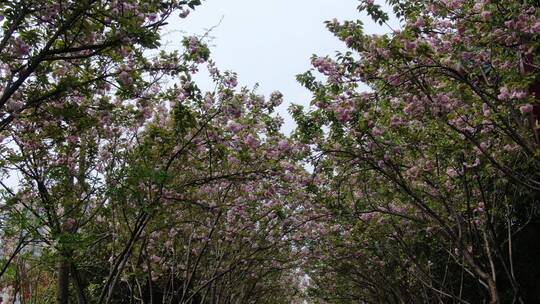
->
[1,0,539,303]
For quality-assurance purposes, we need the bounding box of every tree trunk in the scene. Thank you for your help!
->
[488,278,500,304]
[57,256,70,304]
[71,263,87,304]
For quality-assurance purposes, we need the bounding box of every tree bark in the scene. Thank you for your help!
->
[71,263,87,304]
[57,256,70,304]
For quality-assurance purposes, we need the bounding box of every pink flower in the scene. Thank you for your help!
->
[337,110,351,122]
[150,255,161,263]
[403,40,417,52]
[414,17,425,28]
[503,144,518,152]
[511,90,527,99]
[66,135,79,143]
[532,21,540,33]
[519,104,533,114]
[63,218,77,232]
[312,57,338,77]
[424,161,434,172]
[444,0,463,10]
[390,115,403,128]
[360,212,375,221]
[179,8,190,18]
[224,75,238,88]
[5,100,23,111]
[277,139,290,152]
[504,20,516,29]
[482,103,491,117]
[480,10,492,20]
[147,13,157,22]
[371,126,384,137]
[244,134,260,149]
[446,168,458,178]
[187,36,200,53]
[118,71,132,86]
[227,121,243,133]
[497,87,510,100]
[345,36,355,47]
[270,91,283,107]
[14,38,30,56]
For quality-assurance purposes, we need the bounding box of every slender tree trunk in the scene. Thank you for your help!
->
[57,256,70,304]
[71,263,87,304]
[488,278,500,304]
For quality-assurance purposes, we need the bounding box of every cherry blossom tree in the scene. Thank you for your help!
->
[0,27,316,302]
[3,0,539,303]
[0,0,204,302]
[294,0,540,303]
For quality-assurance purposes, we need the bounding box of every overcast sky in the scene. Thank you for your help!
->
[167,0,396,134]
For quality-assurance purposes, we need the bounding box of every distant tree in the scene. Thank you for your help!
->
[97,62,315,303]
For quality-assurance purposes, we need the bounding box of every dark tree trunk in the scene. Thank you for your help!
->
[57,256,70,304]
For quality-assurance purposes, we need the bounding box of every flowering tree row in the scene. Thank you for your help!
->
[0,1,317,303]
[2,0,540,303]
[294,0,540,303]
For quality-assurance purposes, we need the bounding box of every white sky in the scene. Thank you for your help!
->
[166,0,397,134]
